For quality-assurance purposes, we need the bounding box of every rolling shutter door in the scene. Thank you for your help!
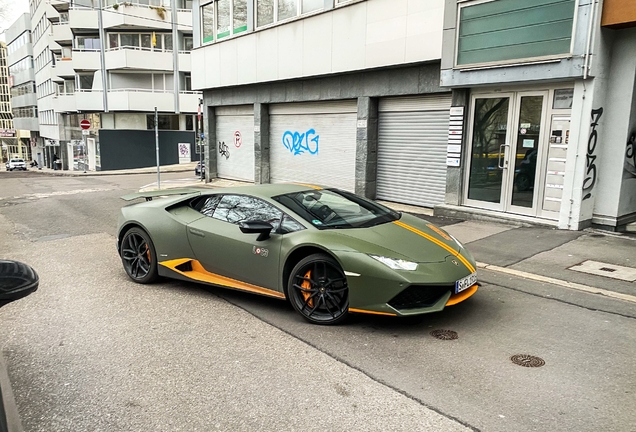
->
[216,105,255,182]
[377,95,452,207]
[269,101,357,191]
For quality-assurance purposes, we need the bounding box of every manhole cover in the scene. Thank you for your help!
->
[430,329,458,340]
[510,354,545,367]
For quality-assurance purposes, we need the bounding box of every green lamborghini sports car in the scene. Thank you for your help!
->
[117,184,478,325]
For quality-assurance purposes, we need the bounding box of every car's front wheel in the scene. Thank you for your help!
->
[288,253,349,325]
[120,227,158,284]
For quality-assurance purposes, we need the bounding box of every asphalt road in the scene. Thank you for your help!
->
[0,171,634,432]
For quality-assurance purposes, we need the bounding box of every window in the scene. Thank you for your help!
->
[196,195,222,217]
[64,80,75,94]
[212,195,283,230]
[233,0,247,33]
[201,2,215,43]
[184,36,193,51]
[273,189,401,230]
[76,36,101,50]
[184,73,192,91]
[217,0,230,38]
[77,74,94,90]
[256,0,322,27]
[165,34,173,50]
[146,114,179,130]
[120,34,139,48]
[186,114,194,130]
[109,33,118,48]
[257,0,274,26]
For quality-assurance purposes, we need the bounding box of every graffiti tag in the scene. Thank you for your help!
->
[625,131,636,177]
[219,141,230,160]
[282,129,319,155]
[582,108,603,201]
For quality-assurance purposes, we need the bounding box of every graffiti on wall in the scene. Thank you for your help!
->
[219,141,230,160]
[582,108,603,201]
[624,131,636,177]
[282,129,319,155]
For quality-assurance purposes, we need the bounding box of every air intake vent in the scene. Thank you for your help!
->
[388,285,451,310]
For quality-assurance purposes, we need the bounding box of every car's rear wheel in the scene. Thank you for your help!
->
[120,227,158,284]
[288,253,349,325]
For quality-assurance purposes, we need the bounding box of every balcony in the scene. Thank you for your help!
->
[51,22,72,45]
[11,93,38,109]
[73,50,101,71]
[53,58,75,79]
[102,4,172,31]
[602,0,636,28]
[76,90,105,111]
[178,52,191,72]
[179,92,200,112]
[49,0,70,12]
[107,89,174,111]
[105,47,173,71]
[69,8,98,30]
[54,93,76,112]
[14,118,40,132]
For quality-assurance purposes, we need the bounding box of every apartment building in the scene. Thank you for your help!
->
[191,0,636,231]
[0,41,19,163]
[6,13,39,165]
[29,0,200,171]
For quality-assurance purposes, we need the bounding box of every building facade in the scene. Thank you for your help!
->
[29,0,200,171]
[6,13,39,165]
[0,41,20,163]
[436,0,636,231]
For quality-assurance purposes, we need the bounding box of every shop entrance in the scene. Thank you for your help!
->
[464,91,550,216]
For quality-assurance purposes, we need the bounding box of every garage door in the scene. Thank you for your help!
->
[216,105,254,182]
[376,95,452,207]
[269,101,357,191]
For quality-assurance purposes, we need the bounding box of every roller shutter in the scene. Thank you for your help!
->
[376,95,452,207]
[269,101,357,191]
[216,105,255,182]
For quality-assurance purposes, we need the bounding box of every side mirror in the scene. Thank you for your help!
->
[0,260,39,309]
[239,220,273,241]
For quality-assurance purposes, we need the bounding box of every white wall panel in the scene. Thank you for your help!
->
[192,0,444,89]
[216,106,255,182]
[269,101,357,191]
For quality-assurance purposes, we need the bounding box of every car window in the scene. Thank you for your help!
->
[280,214,306,234]
[213,195,283,230]
[273,188,400,230]
[197,195,222,217]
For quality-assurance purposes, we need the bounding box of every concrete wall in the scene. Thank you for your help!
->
[192,0,444,90]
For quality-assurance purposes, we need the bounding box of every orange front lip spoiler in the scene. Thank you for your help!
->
[446,284,478,306]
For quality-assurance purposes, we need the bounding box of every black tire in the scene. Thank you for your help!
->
[119,227,158,284]
[515,173,531,192]
[287,253,349,325]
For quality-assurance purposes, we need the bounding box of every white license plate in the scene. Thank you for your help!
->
[455,272,477,294]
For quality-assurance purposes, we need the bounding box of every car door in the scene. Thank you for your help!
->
[186,194,285,291]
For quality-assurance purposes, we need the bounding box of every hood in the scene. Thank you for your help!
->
[331,214,460,263]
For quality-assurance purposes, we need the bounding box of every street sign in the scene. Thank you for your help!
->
[82,129,90,135]
[80,119,91,130]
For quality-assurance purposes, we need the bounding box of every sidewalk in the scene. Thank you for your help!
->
[135,177,636,316]
[27,161,199,176]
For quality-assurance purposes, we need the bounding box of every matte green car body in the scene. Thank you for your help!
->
[117,184,478,317]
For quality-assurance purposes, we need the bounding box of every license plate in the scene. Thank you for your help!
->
[455,272,477,294]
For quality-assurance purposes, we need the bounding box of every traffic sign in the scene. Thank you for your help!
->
[80,119,91,130]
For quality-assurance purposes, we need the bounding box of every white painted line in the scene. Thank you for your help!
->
[476,261,636,304]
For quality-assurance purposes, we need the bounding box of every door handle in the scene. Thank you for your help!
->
[498,144,510,169]
[189,228,205,237]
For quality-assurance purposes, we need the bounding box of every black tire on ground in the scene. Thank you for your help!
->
[119,227,159,284]
[287,253,349,325]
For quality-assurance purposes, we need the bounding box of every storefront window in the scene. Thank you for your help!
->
[201,2,214,43]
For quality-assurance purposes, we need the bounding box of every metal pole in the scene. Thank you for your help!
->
[82,134,87,173]
[198,98,203,181]
[155,107,161,190]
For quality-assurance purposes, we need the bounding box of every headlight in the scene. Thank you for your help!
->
[369,255,418,271]
[450,234,464,249]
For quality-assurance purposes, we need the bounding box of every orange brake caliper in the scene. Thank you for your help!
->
[301,270,313,307]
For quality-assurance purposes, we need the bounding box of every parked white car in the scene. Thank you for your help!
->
[6,158,27,171]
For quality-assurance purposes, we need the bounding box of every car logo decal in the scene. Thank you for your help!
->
[253,246,269,257]
[452,259,459,266]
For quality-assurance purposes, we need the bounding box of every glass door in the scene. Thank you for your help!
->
[465,92,548,215]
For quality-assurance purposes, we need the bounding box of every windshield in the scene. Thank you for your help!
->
[273,189,400,229]
[11,159,24,163]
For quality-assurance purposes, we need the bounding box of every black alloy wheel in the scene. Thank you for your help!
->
[288,253,349,325]
[120,227,158,284]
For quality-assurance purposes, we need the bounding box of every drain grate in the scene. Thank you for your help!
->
[510,354,545,367]
[430,329,458,340]
[599,267,616,272]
